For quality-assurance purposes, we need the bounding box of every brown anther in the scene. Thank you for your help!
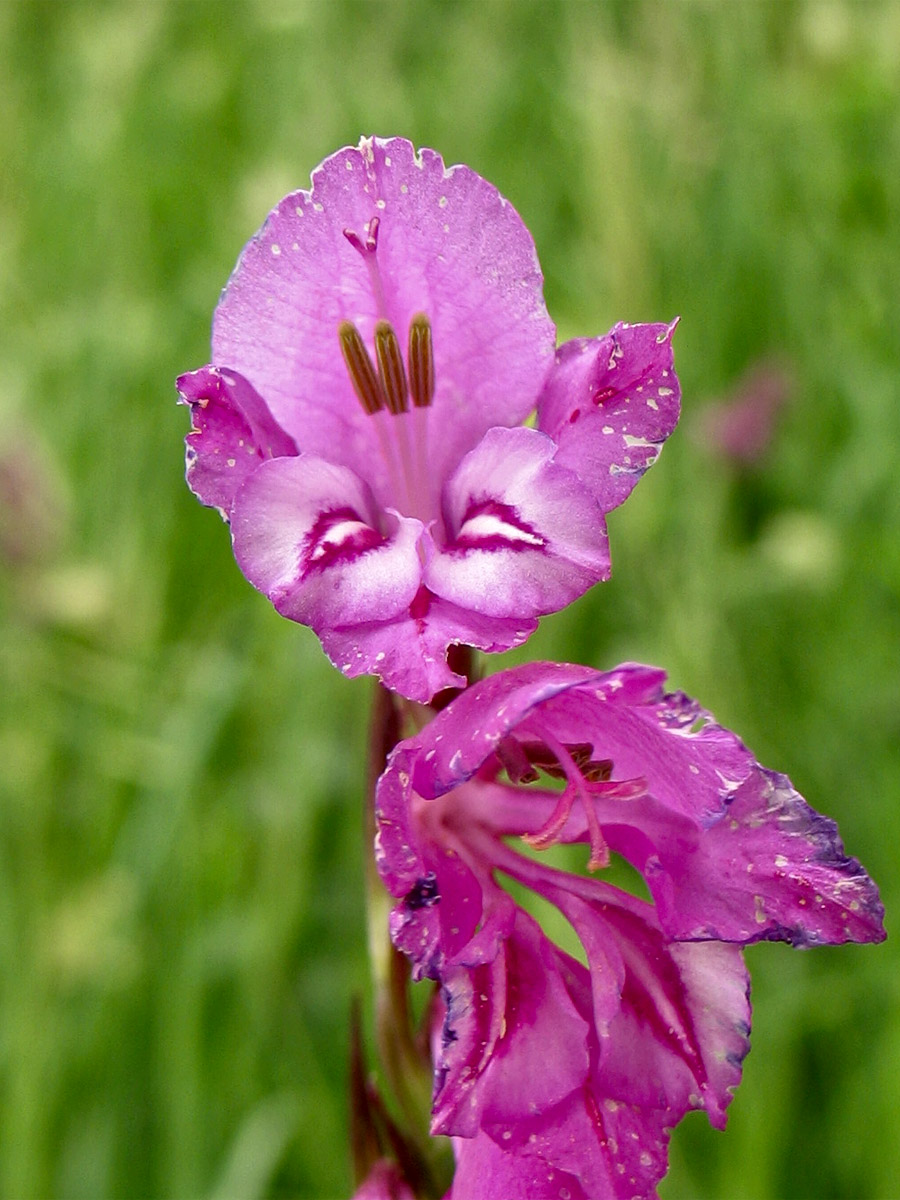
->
[339,321,386,415]
[374,320,409,415]
[582,758,613,783]
[407,313,435,409]
[518,740,596,781]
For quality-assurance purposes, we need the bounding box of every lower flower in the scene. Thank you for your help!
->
[374,662,885,1199]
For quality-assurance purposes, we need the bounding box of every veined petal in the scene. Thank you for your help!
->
[178,365,297,516]
[494,848,750,1129]
[427,427,610,619]
[432,910,590,1139]
[212,137,556,504]
[230,455,422,629]
[538,322,681,513]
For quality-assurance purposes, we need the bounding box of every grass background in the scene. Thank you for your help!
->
[1,1,898,1196]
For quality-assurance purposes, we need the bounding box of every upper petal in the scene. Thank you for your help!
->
[177,365,297,516]
[426,426,610,619]
[230,455,422,629]
[537,322,681,512]
[212,137,556,504]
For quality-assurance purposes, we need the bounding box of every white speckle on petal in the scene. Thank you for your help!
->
[375,198,386,209]
[439,195,448,208]
[602,425,614,435]
[659,387,674,397]
[270,243,281,256]
[313,202,324,212]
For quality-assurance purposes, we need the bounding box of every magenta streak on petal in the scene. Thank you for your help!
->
[481,835,718,1115]
[449,497,546,554]
[301,505,384,576]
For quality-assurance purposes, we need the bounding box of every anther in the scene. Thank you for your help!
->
[374,320,409,415]
[339,321,385,415]
[407,313,435,409]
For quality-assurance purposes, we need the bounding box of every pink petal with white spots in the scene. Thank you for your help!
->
[318,589,538,703]
[538,322,681,512]
[178,365,297,516]
[450,1132,591,1200]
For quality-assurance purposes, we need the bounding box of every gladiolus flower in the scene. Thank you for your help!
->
[375,662,885,1198]
[178,138,679,701]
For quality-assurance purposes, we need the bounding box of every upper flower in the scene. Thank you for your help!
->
[375,662,885,1198]
[178,137,681,701]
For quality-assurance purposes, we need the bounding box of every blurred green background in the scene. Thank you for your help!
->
[1,1,898,1196]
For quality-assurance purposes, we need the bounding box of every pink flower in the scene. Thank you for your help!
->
[693,358,792,465]
[178,137,680,701]
[375,663,885,1199]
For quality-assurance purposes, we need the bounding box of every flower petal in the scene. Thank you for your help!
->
[538,322,681,512]
[432,910,590,1139]
[212,137,556,508]
[319,591,539,703]
[426,427,610,619]
[177,365,297,515]
[494,848,750,1130]
[481,1087,671,1200]
[450,1132,591,1200]
[649,767,887,947]
[230,455,422,629]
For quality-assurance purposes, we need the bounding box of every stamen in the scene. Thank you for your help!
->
[374,321,409,415]
[497,736,540,784]
[407,313,435,409]
[518,735,611,871]
[339,321,386,415]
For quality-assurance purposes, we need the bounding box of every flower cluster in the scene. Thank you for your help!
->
[376,663,883,1198]
[179,137,885,1199]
